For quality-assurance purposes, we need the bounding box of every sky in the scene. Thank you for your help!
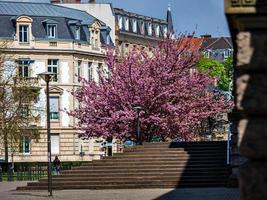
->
[2,0,230,37]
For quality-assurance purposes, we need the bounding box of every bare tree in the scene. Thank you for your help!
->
[0,41,41,163]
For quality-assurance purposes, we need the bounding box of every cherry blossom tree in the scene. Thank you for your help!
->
[68,38,232,142]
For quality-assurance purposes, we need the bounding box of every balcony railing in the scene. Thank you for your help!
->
[13,77,40,87]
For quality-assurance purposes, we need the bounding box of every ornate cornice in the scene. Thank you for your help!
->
[225,0,267,13]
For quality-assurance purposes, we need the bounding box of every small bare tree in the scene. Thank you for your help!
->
[0,41,41,163]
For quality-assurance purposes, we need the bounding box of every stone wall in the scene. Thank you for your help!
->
[225,1,267,199]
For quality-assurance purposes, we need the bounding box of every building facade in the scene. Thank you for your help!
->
[0,0,173,163]
[200,35,233,62]
[0,1,113,162]
[114,6,173,55]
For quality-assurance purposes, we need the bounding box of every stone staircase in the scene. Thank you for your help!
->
[17,141,229,190]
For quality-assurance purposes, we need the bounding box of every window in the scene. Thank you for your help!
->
[124,17,129,31]
[50,96,59,121]
[132,19,137,33]
[48,59,58,82]
[98,63,103,70]
[47,24,56,38]
[91,30,94,46]
[19,25,29,43]
[163,25,168,37]
[95,38,98,48]
[118,15,123,29]
[18,60,30,77]
[148,22,152,36]
[51,135,59,155]
[155,24,160,37]
[20,136,31,154]
[224,49,232,59]
[75,26,80,40]
[21,104,29,118]
[88,62,93,81]
[140,21,144,35]
[77,60,82,82]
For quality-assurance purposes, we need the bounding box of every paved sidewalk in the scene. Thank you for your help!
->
[0,185,240,200]
[0,181,30,193]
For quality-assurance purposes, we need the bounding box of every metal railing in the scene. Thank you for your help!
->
[0,164,47,182]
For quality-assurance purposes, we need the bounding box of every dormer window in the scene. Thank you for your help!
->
[124,17,129,31]
[163,25,168,37]
[155,24,160,37]
[47,24,56,38]
[140,21,144,35]
[148,22,152,36]
[19,25,29,43]
[132,19,137,33]
[118,15,123,29]
[75,26,81,40]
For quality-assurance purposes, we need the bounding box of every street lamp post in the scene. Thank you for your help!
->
[133,106,143,145]
[37,72,56,197]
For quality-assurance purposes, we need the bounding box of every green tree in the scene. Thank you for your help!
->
[0,42,41,163]
[196,56,233,91]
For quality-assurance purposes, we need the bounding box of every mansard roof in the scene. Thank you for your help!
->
[0,1,112,45]
[114,8,167,24]
[0,1,98,25]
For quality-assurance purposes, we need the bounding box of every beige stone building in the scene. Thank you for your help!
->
[0,0,172,163]
[0,1,114,163]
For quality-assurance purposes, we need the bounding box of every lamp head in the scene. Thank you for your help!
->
[37,71,56,82]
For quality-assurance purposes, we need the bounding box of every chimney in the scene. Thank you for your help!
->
[200,34,212,38]
[51,0,60,3]
[51,0,81,3]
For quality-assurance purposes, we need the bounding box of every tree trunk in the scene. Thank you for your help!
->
[4,132,8,163]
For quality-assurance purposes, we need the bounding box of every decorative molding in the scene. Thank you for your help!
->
[225,0,267,13]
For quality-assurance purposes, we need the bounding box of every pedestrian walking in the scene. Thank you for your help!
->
[53,156,61,175]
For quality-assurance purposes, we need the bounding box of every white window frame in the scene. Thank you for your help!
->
[124,17,129,31]
[118,15,123,29]
[51,134,60,155]
[50,96,59,121]
[21,136,31,155]
[47,24,57,38]
[19,25,29,43]
[48,59,59,82]
[18,60,30,78]
[132,19,137,33]
[140,21,145,35]
[163,25,168,37]
[148,22,152,36]
[155,24,160,37]
[88,62,93,81]
[75,26,81,40]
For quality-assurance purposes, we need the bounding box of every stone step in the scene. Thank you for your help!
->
[104,154,226,159]
[90,157,226,163]
[28,178,227,187]
[18,142,229,190]
[17,181,227,190]
[74,163,227,170]
[47,174,228,182]
[120,151,226,155]
[61,167,228,174]
[54,170,229,178]
[84,160,226,166]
